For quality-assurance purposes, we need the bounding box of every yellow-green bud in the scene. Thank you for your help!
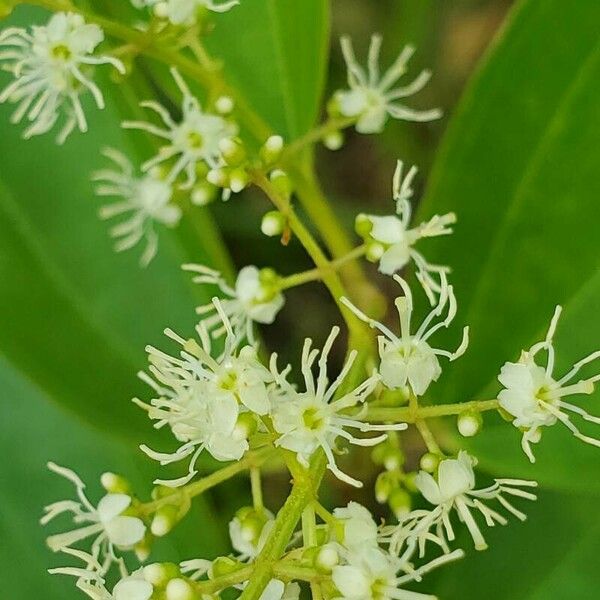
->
[144,563,181,587]
[206,168,229,188]
[354,213,373,238]
[260,135,285,164]
[191,182,218,206]
[166,578,195,600]
[134,536,152,562]
[366,241,385,262]
[229,167,249,193]
[219,138,246,166]
[100,472,131,494]
[389,488,411,518]
[326,94,343,118]
[211,556,243,578]
[375,471,396,504]
[261,210,286,237]
[420,452,440,473]
[315,543,339,573]
[215,95,234,115]
[323,131,344,151]
[457,410,483,438]
[269,169,292,199]
[151,504,179,537]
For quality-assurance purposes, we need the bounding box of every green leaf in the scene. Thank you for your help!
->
[430,490,600,599]
[418,0,600,487]
[206,0,330,140]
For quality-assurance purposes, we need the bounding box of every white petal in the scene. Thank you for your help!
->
[105,515,146,547]
[97,494,131,523]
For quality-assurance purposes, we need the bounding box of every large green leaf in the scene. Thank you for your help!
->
[206,0,330,140]
[418,0,600,487]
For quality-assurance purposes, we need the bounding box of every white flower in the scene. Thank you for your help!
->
[133,0,239,25]
[0,13,124,143]
[184,263,285,345]
[357,161,455,293]
[270,326,407,487]
[333,502,379,551]
[332,546,462,600]
[386,451,537,555]
[498,305,600,462]
[342,274,469,397]
[136,300,272,486]
[93,148,181,266]
[334,34,441,134]
[41,463,145,571]
[123,67,237,190]
[259,580,300,600]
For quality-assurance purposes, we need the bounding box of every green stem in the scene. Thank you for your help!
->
[273,563,323,583]
[142,447,273,514]
[365,399,500,423]
[279,245,367,290]
[193,565,254,595]
[250,467,264,512]
[280,117,355,160]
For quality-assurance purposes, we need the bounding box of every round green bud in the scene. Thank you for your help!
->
[323,131,343,151]
[420,452,440,473]
[260,135,284,164]
[206,167,229,188]
[261,210,286,237]
[219,138,246,166]
[375,471,396,504]
[457,410,483,438]
[389,488,412,518]
[144,562,181,588]
[229,167,249,193]
[151,504,179,537]
[100,472,131,494]
[166,578,195,600]
[191,182,218,206]
[269,169,293,199]
[354,213,373,238]
[315,543,339,573]
[366,241,385,262]
[215,95,235,115]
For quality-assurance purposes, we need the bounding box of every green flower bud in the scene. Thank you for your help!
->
[354,213,373,238]
[323,131,344,151]
[366,241,385,262]
[420,452,440,473]
[261,210,286,237]
[457,410,483,438]
[166,578,195,600]
[314,543,339,573]
[389,488,412,519]
[151,504,179,537]
[260,135,284,164]
[270,169,292,199]
[219,137,246,166]
[100,472,131,494]
[375,471,396,504]
[206,167,229,188]
[211,556,243,578]
[144,563,181,588]
[191,182,218,206]
[215,95,234,115]
[229,167,249,193]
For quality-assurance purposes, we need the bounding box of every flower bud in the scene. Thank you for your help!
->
[211,556,243,578]
[261,210,286,237]
[375,471,395,504]
[389,488,411,518]
[315,543,339,573]
[233,412,258,440]
[354,213,373,238]
[366,241,385,262]
[269,169,292,199]
[323,131,343,151]
[420,452,440,473]
[215,95,235,115]
[260,135,284,164]
[457,410,483,438]
[151,504,179,537]
[144,562,181,587]
[100,472,131,494]
[207,167,229,188]
[229,167,249,193]
[191,182,217,206]
[219,138,246,166]
[134,534,152,562]
[166,578,195,600]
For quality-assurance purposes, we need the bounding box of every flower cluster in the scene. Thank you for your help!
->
[0,12,124,142]
[132,0,240,25]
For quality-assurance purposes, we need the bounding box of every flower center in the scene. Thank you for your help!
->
[302,407,325,431]
[218,368,238,391]
[52,44,72,60]
[187,130,204,150]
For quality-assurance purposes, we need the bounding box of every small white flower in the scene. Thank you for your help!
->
[332,502,379,551]
[334,34,441,134]
[93,148,181,266]
[342,274,469,397]
[42,463,145,571]
[184,263,285,345]
[357,161,455,293]
[136,300,271,486]
[0,13,124,143]
[123,67,238,190]
[133,0,239,25]
[270,326,407,487]
[332,546,463,600]
[498,305,600,462]
[386,451,537,555]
